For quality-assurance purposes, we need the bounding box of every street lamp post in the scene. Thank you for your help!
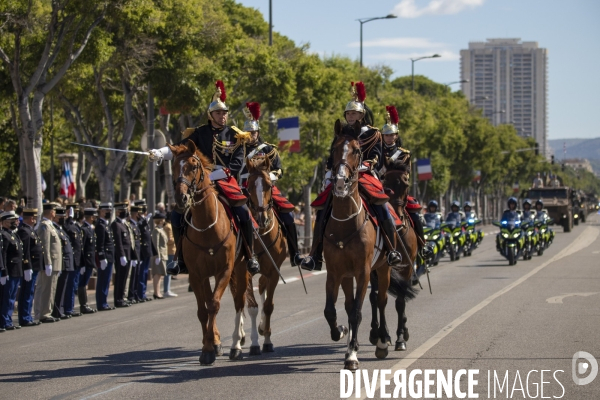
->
[358,14,397,68]
[444,79,468,87]
[411,54,441,91]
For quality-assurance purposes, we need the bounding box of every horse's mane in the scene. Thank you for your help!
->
[171,141,213,170]
[386,159,409,173]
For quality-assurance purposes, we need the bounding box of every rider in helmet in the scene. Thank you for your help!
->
[534,199,550,221]
[301,82,402,271]
[238,102,303,267]
[501,197,520,222]
[148,81,260,276]
[463,201,477,220]
[423,200,443,229]
[522,199,534,221]
[445,200,463,223]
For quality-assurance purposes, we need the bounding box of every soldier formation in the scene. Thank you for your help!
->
[0,200,176,332]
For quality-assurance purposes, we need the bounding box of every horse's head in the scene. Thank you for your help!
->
[246,156,273,229]
[169,140,211,209]
[332,119,362,197]
[383,160,410,204]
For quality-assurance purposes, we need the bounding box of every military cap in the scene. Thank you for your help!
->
[22,208,38,217]
[0,211,18,221]
[43,202,60,211]
[55,207,67,216]
[98,202,113,210]
[130,205,142,212]
[153,212,166,220]
[84,208,98,216]
[114,202,129,210]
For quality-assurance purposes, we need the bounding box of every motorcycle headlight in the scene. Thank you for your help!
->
[454,232,461,237]
[541,228,546,233]
[432,234,439,240]
[527,231,533,236]
[502,233,509,238]
[513,232,520,238]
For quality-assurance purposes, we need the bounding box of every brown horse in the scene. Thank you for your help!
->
[243,156,287,354]
[322,120,392,370]
[169,140,248,365]
[379,159,419,352]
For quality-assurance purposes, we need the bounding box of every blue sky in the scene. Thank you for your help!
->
[237,0,600,140]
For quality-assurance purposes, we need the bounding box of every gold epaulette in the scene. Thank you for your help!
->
[182,127,196,139]
[231,126,252,145]
[399,146,411,154]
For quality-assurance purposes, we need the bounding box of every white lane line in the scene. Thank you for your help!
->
[359,225,599,399]
[79,383,133,400]
[546,292,599,304]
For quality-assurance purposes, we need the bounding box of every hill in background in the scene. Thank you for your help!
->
[548,137,600,174]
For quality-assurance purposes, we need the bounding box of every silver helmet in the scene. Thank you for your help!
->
[344,81,366,114]
[381,105,399,135]
[207,80,229,121]
[243,102,260,132]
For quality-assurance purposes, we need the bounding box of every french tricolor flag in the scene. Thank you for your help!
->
[60,161,76,198]
[417,158,433,181]
[277,116,300,153]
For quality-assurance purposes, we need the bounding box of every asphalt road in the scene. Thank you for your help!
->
[1,214,599,400]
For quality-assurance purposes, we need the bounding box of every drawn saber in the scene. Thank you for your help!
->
[253,226,286,284]
[71,142,149,155]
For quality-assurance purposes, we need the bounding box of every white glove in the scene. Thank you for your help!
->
[155,257,161,265]
[24,269,33,282]
[148,149,163,162]
[80,267,86,275]
[146,212,153,221]
[120,256,127,266]
[132,260,138,267]
[100,259,108,270]
[269,172,279,182]
[321,170,332,192]
[45,265,52,276]
[0,276,7,285]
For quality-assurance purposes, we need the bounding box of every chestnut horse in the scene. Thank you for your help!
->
[378,159,419,352]
[169,141,248,365]
[243,156,287,355]
[322,120,392,370]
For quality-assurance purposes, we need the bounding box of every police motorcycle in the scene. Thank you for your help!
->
[493,198,525,266]
[520,199,541,260]
[422,212,447,267]
[533,200,554,250]
[463,202,484,256]
[443,201,467,261]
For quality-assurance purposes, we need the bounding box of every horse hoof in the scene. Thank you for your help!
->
[375,346,389,359]
[200,350,216,365]
[249,345,262,356]
[240,336,246,347]
[331,325,347,342]
[262,343,274,353]
[344,360,359,371]
[403,327,409,341]
[395,341,407,351]
[229,348,243,360]
[214,344,223,356]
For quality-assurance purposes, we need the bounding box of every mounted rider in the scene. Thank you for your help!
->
[301,82,402,271]
[380,105,431,259]
[238,102,303,267]
[148,81,260,276]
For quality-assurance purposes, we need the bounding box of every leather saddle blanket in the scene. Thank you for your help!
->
[215,176,248,207]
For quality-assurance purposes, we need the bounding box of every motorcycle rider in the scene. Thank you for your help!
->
[496,197,521,251]
[424,200,443,229]
[148,81,260,276]
[463,201,477,220]
[534,199,550,220]
[522,199,535,221]
[238,102,303,267]
[445,201,463,224]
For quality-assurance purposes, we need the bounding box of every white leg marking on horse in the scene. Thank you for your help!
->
[231,310,243,350]
[248,306,260,348]
[376,338,388,350]
[346,327,358,362]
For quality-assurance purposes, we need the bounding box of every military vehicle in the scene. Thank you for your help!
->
[524,187,575,232]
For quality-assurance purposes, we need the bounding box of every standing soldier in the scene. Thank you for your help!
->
[0,211,25,330]
[35,203,62,323]
[62,204,84,317]
[238,102,303,266]
[95,203,115,311]
[17,208,42,327]
[148,80,260,276]
[112,202,132,308]
[52,207,75,319]
[135,200,156,302]
[79,208,98,313]
[127,205,142,304]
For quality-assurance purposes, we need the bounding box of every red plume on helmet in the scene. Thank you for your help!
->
[246,102,260,120]
[355,81,366,103]
[386,105,399,125]
[215,80,226,102]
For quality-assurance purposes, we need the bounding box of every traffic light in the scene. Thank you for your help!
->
[534,142,539,156]
[551,155,555,164]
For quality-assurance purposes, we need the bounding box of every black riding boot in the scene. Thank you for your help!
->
[382,219,403,266]
[241,219,260,275]
[78,286,96,314]
[301,212,324,271]
[284,223,303,267]
[167,228,187,276]
[409,212,433,259]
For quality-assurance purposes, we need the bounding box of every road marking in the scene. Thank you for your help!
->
[79,383,133,400]
[546,292,599,304]
[359,225,599,399]
[593,251,600,254]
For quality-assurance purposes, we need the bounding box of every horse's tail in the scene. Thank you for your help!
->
[387,268,419,300]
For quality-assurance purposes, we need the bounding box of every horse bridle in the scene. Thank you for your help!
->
[174,152,205,196]
[332,137,362,197]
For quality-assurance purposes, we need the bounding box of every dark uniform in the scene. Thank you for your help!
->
[62,216,83,316]
[112,211,132,307]
[1,221,24,329]
[79,215,97,313]
[137,215,157,301]
[240,138,302,266]
[52,219,75,319]
[126,216,141,303]
[95,211,115,310]
[17,220,43,326]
